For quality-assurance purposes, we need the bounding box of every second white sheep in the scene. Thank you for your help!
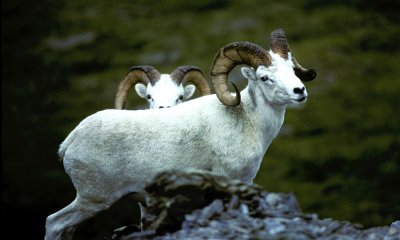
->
[115,65,211,109]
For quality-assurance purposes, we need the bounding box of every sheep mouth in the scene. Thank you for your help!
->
[293,96,307,102]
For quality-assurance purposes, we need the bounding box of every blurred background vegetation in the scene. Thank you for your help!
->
[2,0,399,239]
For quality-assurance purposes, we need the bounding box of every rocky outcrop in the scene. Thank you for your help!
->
[108,170,400,240]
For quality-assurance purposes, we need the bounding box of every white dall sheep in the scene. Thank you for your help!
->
[45,28,316,240]
[115,65,211,109]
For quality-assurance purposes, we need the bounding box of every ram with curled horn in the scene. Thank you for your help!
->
[45,28,316,240]
[115,65,211,109]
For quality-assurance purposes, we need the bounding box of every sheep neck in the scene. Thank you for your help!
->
[241,81,286,150]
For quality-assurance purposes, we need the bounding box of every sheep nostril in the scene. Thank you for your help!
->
[294,87,305,94]
[159,106,164,109]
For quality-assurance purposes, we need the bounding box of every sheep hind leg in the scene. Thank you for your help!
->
[45,195,113,240]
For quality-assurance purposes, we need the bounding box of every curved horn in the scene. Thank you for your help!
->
[211,42,271,107]
[292,57,317,82]
[115,65,161,109]
[170,65,211,96]
[270,28,317,81]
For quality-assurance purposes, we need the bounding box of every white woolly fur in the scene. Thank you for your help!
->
[134,73,196,109]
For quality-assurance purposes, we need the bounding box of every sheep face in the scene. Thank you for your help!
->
[241,51,307,106]
[135,74,196,109]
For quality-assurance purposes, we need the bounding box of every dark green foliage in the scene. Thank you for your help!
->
[2,0,399,239]
[255,2,400,226]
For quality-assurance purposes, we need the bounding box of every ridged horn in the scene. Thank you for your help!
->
[270,28,290,59]
[170,65,211,96]
[211,42,271,107]
[270,28,317,82]
[115,65,161,109]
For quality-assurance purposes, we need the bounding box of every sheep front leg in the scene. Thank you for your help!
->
[129,192,147,230]
[138,202,147,230]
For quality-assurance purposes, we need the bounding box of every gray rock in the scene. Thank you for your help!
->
[109,170,399,240]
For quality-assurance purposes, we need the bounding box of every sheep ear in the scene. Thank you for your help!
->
[135,83,148,99]
[183,84,196,99]
[241,67,257,81]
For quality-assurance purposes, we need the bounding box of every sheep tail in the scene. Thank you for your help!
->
[57,129,77,161]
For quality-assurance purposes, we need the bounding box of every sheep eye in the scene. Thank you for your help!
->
[147,94,152,100]
[261,76,271,82]
[179,95,184,101]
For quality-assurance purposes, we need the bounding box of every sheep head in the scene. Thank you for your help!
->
[115,65,211,109]
[211,28,316,107]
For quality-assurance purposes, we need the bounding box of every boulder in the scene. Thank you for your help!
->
[108,170,400,240]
